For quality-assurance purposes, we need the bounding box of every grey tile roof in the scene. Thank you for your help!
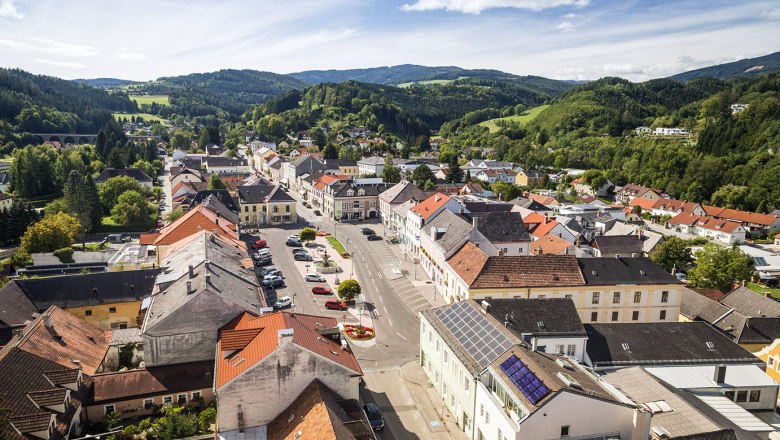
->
[578,257,681,286]
[461,201,513,213]
[592,235,644,255]
[330,182,392,198]
[205,157,247,167]
[423,210,474,254]
[158,231,255,286]
[291,155,326,172]
[508,197,551,212]
[238,184,294,204]
[0,282,38,327]
[482,298,586,337]
[144,260,262,333]
[468,212,530,243]
[378,181,427,205]
[357,156,384,165]
[8,269,159,310]
[584,322,758,368]
[719,286,780,317]
[191,189,240,211]
[322,158,357,169]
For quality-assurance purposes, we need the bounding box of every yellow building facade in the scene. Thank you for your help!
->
[756,339,780,383]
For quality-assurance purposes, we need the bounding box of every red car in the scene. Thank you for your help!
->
[311,286,332,295]
[324,300,347,310]
[251,239,267,249]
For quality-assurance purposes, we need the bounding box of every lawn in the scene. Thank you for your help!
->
[397,77,466,88]
[479,104,550,133]
[325,235,349,257]
[129,94,170,106]
[112,112,168,123]
[747,282,780,299]
[97,213,156,233]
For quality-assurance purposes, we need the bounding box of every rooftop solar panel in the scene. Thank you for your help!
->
[434,302,513,369]
[499,354,550,405]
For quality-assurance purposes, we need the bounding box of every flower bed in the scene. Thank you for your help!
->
[343,324,375,340]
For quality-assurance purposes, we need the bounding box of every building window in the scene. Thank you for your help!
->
[612,292,621,304]
[611,311,619,322]
[592,292,600,304]
[177,394,187,404]
[110,322,128,329]
[109,307,117,313]
[633,291,641,303]
[144,399,154,409]
[770,357,775,367]
[273,206,279,213]
[480,405,484,417]
[464,376,470,392]
[632,311,639,321]
[485,411,490,424]
[565,294,572,299]
[443,350,448,365]
[244,206,249,213]
[561,425,570,437]
[749,390,761,402]
[736,391,747,402]
[192,391,202,400]
[537,294,546,299]
[85,310,93,316]
[163,396,173,405]
[567,344,576,356]
[252,205,256,212]
[661,291,669,303]
[285,205,290,212]
[591,311,598,322]
[104,404,115,415]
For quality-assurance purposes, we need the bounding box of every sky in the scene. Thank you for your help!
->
[0,0,778,82]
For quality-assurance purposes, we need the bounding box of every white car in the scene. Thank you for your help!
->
[263,270,282,279]
[273,296,292,309]
[254,249,271,258]
[305,273,325,282]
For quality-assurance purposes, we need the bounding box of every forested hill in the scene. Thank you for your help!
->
[670,51,780,82]
[73,78,140,88]
[128,69,306,117]
[290,64,574,93]
[250,77,560,138]
[0,68,137,147]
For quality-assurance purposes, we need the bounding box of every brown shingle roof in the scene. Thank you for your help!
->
[446,242,489,286]
[530,234,573,255]
[471,255,584,289]
[90,361,213,403]
[0,306,109,374]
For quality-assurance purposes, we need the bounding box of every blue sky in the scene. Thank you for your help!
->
[0,0,778,81]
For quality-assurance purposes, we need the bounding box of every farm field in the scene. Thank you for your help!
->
[113,112,168,123]
[479,104,550,133]
[129,94,170,106]
[397,77,467,88]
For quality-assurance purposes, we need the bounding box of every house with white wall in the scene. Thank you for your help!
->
[404,193,460,257]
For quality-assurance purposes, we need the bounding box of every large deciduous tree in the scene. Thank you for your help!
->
[650,237,692,273]
[411,164,435,188]
[687,243,755,292]
[21,212,81,253]
[110,190,151,227]
[99,176,144,213]
[338,279,361,302]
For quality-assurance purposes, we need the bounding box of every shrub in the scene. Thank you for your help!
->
[9,250,32,266]
[53,247,74,263]
[337,279,361,302]
[198,406,217,432]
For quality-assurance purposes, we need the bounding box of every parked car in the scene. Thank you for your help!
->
[156,219,163,227]
[263,269,282,279]
[311,286,332,295]
[304,273,325,282]
[263,276,285,288]
[288,234,300,240]
[294,253,313,261]
[254,248,271,257]
[313,210,322,216]
[363,403,385,431]
[360,227,375,235]
[255,257,272,266]
[273,296,292,309]
[304,202,311,208]
[316,230,330,236]
[324,300,347,310]
[257,266,277,277]
[251,239,267,249]
[286,239,302,247]
[366,234,382,241]
[292,248,308,254]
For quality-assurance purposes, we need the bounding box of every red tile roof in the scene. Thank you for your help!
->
[714,208,778,226]
[410,193,451,220]
[140,205,237,246]
[216,312,361,389]
[525,192,558,206]
[628,198,656,211]
[522,212,546,226]
[0,306,109,374]
[471,255,584,289]
[90,361,213,403]
[530,234,573,255]
[446,242,489,286]
[530,219,561,239]
[650,199,701,213]
[668,213,743,233]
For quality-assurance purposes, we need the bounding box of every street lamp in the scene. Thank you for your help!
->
[347,239,354,279]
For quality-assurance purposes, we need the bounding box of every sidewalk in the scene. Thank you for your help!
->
[362,362,469,440]
[384,240,448,309]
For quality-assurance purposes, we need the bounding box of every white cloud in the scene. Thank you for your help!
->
[401,0,589,14]
[0,0,23,19]
[556,21,575,31]
[0,37,99,57]
[117,51,146,61]
[563,12,576,18]
[761,8,780,20]
[35,59,86,69]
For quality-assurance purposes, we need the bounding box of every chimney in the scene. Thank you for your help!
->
[472,216,479,228]
[480,300,491,314]
[205,271,211,284]
[188,265,195,279]
[531,338,538,352]
[44,315,52,329]
[215,217,219,226]
[210,233,216,243]
[434,194,441,202]
[186,280,193,294]
[714,365,727,384]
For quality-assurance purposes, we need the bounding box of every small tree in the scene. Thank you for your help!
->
[21,212,81,253]
[299,227,316,244]
[208,173,227,190]
[111,190,151,227]
[338,279,361,302]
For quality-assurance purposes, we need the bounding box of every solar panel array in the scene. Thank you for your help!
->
[499,354,550,405]
[434,302,513,368]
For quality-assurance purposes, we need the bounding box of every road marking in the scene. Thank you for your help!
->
[396,332,408,341]
[372,278,377,286]
[388,318,393,327]
[367,269,372,277]
[383,306,388,313]
[379,295,384,303]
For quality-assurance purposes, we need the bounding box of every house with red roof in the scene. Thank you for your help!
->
[649,199,706,217]
[405,193,460,256]
[702,206,780,232]
[667,213,746,244]
[215,311,363,439]
[615,183,663,205]
[140,204,238,258]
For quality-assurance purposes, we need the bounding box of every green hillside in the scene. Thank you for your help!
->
[671,51,780,82]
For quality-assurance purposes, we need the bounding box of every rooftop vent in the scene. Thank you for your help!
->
[552,274,559,281]
[537,321,545,328]
[621,343,630,351]
[705,341,715,349]
[640,270,647,276]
